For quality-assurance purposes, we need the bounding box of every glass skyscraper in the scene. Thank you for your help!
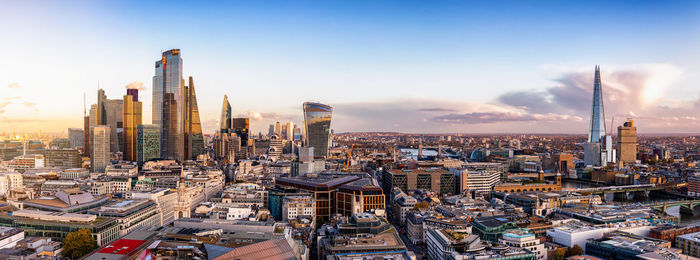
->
[153,49,183,160]
[220,95,232,133]
[122,89,142,162]
[183,76,204,160]
[303,102,333,158]
[588,65,606,143]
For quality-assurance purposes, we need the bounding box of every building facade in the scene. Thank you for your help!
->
[91,125,110,172]
[303,102,333,158]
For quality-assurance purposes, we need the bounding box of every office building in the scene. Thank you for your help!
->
[617,119,637,166]
[137,124,161,165]
[303,102,333,158]
[584,66,613,167]
[96,89,124,154]
[471,215,519,242]
[68,128,84,149]
[587,232,679,260]
[282,195,315,221]
[452,169,501,193]
[676,231,700,257]
[44,149,81,168]
[689,173,700,197]
[91,126,110,172]
[336,178,385,217]
[382,168,457,195]
[499,229,547,260]
[220,95,232,133]
[83,114,90,156]
[232,118,249,147]
[182,76,204,160]
[153,49,183,160]
[122,89,142,162]
[0,210,119,246]
[275,174,360,224]
[88,199,161,237]
[319,213,406,257]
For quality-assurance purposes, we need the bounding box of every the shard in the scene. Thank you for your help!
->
[588,65,606,143]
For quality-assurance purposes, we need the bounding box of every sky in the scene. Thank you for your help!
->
[2,1,700,135]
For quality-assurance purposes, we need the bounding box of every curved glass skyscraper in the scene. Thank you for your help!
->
[303,102,333,158]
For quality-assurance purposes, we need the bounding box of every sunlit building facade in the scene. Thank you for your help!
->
[91,125,110,172]
[220,95,232,133]
[182,76,204,160]
[122,89,142,162]
[153,49,183,160]
[303,102,333,158]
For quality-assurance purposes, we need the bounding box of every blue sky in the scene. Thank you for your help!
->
[2,1,700,134]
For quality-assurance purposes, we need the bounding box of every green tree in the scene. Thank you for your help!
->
[552,248,566,260]
[565,245,583,257]
[62,228,98,259]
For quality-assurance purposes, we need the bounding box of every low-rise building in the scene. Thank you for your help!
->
[0,209,119,246]
[677,231,700,258]
[283,195,315,221]
[0,227,24,249]
[88,199,161,237]
[499,229,547,260]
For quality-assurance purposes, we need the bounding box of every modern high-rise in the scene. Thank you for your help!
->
[285,122,294,140]
[220,95,232,133]
[584,66,612,167]
[303,102,333,158]
[232,118,250,147]
[123,89,142,162]
[137,124,161,165]
[153,49,184,160]
[181,76,204,160]
[274,121,281,137]
[616,119,637,166]
[68,128,84,149]
[91,126,110,172]
[96,89,123,154]
[83,115,90,156]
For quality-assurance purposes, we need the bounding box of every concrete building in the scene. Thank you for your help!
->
[452,169,501,193]
[282,195,315,221]
[88,199,161,237]
[44,149,81,168]
[336,178,385,217]
[499,229,546,260]
[546,221,610,250]
[0,227,24,249]
[68,128,84,149]
[0,209,119,246]
[587,232,679,260]
[382,168,457,195]
[58,168,90,180]
[677,231,700,258]
[91,125,111,172]
[275,174,359,224]
[617,119,637,166]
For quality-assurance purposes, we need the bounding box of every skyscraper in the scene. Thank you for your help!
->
[91,125,110,172]
[232,118,249,147]
[617,119,637,166]
[123,89,142,162]
[275,121,281,137]
[303,102,333,158]
[220,95,232,133]
[68,128,84,149]
[588,65,606,143]
[182,76,204,160]
[584,66,611,167]
[153,49,184,160]
[286,122,294,141]
[137,124,161,165]
[96,89,123,154]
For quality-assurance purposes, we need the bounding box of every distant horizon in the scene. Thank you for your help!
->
[2,1,700,134]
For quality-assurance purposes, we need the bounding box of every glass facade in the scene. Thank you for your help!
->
[137,124,161,165]
[122,90,142,162]
[183,76,204,160]
[303,102,333,158]
[153,49,183,160]
[220,95,232,133]
[588,65,606,143]
[232,118,250,147]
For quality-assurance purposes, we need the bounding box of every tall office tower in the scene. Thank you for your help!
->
[232,118,250,147]
[286,122,294,141]
[303,102,333,158]
[274,122,281,137]
[83,116,90,156]
[96,89,124,154]
[182,76,204,160]
[584,66,609,166]
[293,125,301,141]
[588,65,606,143]
[91,125,110,172]
[220,95,232,133]
[153,49,184,160]
[268,124,275,137]
[281,124,289,140]
[616,119,637,166]
[68,128,84,149]
[123,89,142,162]
[137,124,161,165]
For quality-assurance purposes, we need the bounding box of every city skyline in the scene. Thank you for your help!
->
[2,1,700,134]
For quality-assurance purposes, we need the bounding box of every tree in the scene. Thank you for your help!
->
[565,245,584,257]
[552,248,566,260]
[62,228,98,259]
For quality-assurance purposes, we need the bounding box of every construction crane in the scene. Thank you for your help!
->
[344,144,354,172]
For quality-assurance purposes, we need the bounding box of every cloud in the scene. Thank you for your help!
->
[433,112,582,124]
[236,110,296,122]
[126,81,146,90]
[7,83,20,88]
[4,96,20,101]
[418,108,458,112]
[23,101,36,108]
